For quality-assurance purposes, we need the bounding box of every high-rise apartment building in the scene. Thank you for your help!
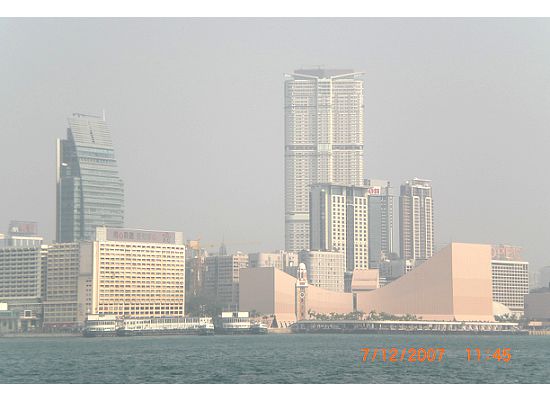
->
[399,178,434,261]
[365,179,394,265]
[204,253,249,310]
[56,113,124,243]
[92,228,186,318]
[285,69,365,252]
[309,184,369,272]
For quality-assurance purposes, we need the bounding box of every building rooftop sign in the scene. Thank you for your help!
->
[367,186,381,195]
[491,245,522,261]
[96,227,182,245]
[8,221,38,236]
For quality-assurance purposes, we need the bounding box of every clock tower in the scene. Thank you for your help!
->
[296,263,309,320]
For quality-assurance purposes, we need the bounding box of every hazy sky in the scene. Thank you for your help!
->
[1,18,549,270]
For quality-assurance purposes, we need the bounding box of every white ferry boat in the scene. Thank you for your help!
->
[83,314,119,337]
[214,312,268,335]
[116,316,214,336]
[83,315,215,337]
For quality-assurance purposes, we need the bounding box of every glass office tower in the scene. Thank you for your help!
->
[56,113,124,242]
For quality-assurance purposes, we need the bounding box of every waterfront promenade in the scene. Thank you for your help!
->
[291,320,526,335]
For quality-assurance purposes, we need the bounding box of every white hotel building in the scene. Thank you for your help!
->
[491,245,529,315]
[92,227,186,318]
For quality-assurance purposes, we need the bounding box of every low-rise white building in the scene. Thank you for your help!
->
[298,250,345,293]
[248,251,298,270]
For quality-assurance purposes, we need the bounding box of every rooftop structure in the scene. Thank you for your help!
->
[0,221,43,248]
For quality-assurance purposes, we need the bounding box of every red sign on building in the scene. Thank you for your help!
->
[491,245,522,261]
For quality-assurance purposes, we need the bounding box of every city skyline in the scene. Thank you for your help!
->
[1,13,550,389]
[1,19,549,272]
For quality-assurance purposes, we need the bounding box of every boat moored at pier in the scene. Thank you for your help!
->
[116,317,215,336]
[214,312,268,335]
[83,315,214,337]
[83,314,118,337]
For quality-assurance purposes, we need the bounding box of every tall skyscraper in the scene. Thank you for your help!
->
[56,113,124,242]
[365,179,394,265]
[399,178,434,261]
[309,183,369,272]
[284,69,365,252]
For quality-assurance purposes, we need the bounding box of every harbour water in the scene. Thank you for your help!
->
[0,334,548,384]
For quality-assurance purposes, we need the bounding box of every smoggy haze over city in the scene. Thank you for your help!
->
[0,18,549,271]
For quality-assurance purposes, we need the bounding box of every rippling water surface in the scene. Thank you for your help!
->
[0,334,548,383]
